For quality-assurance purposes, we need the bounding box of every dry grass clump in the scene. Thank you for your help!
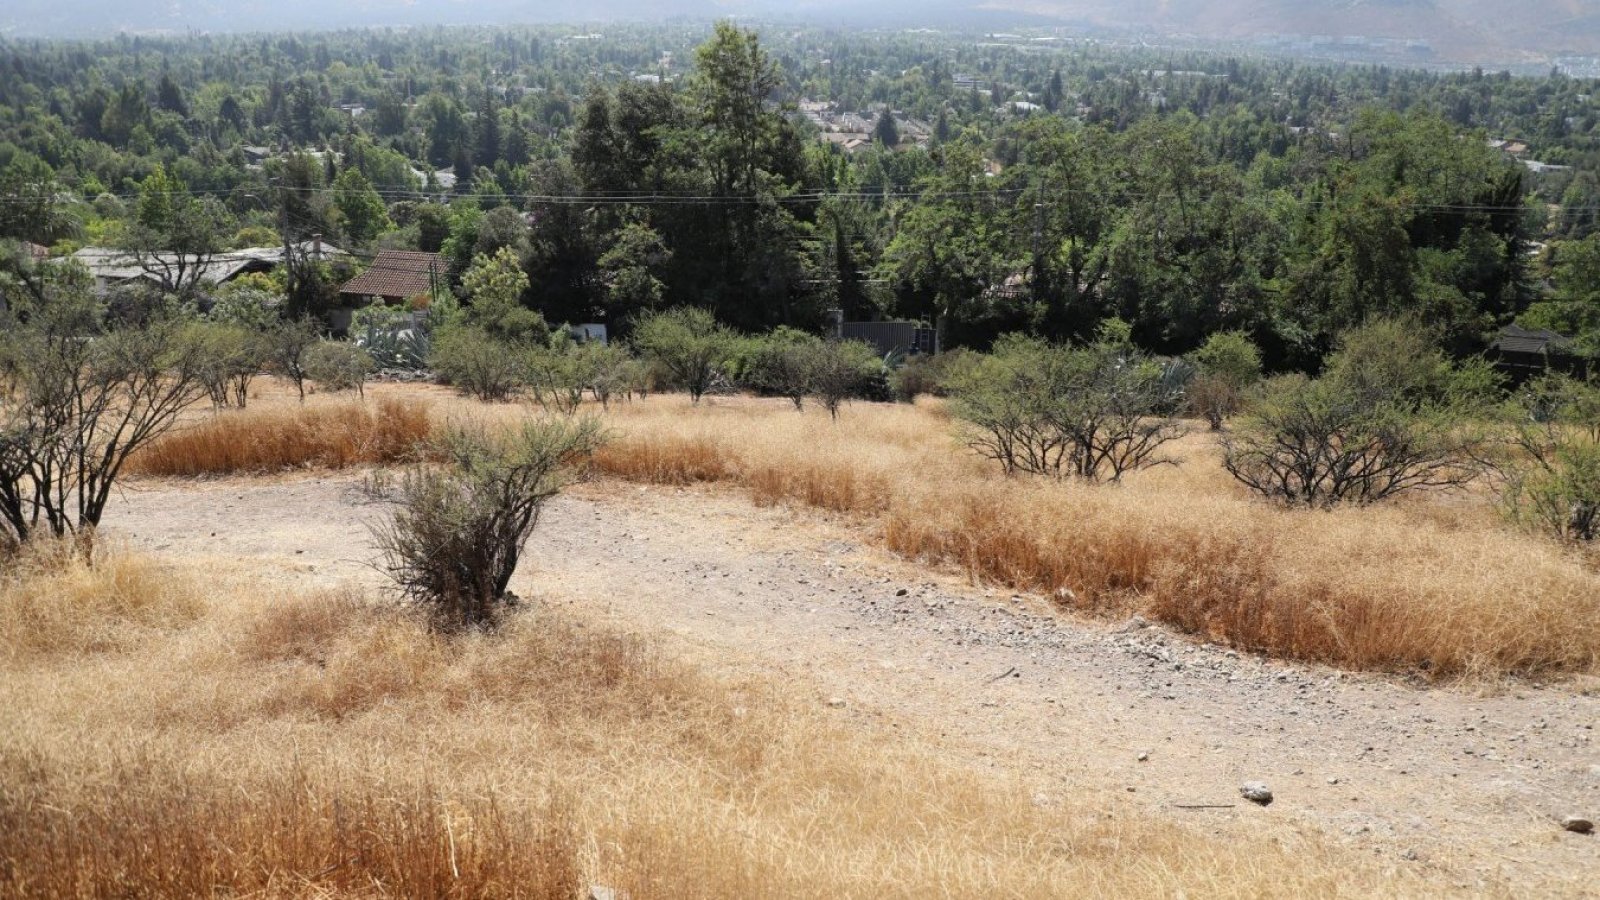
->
[0,540,205,659]
[125,396,431,477]
[0,758,581,899]
[589,397,1600,679]
[0,551,1426,897]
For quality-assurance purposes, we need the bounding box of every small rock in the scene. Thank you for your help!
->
[1240,781,1274,805]
[896,588,908,596]
[589,886,619,900]
[1136,751,1150,762]
[1400,849,1420,861]
[1326,777,1340,785]
[825,697,847,709]
[1561,815,1594,834]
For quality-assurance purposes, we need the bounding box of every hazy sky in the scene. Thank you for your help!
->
[3,0,1595,67]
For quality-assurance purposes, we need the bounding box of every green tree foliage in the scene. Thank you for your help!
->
[1188,330,1263,429]
[304,340,376,398]
[122,165,234,296]
[806,339,884,420]
[459,246,548,346]
[331,169,390,245]
[1502,374,1600,542]
[632,307,739,404]
[949,331,1188,482]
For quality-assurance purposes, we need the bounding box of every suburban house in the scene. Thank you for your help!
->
[70,240,344,295]
[334,249,445,332]
[1489,324,1589,380]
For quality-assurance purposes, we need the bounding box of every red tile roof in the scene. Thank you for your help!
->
[340,250,444,301]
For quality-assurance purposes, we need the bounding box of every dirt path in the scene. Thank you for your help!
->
[104,475,1600,893]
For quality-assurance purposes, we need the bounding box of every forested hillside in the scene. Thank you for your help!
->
[3,22,1600,364]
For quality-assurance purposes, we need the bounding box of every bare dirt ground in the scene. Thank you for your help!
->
[104,473,1600,894]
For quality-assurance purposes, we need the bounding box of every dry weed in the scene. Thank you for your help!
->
[126,396,431,477]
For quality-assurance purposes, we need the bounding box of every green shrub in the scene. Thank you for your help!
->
[1502,374,1600,542]
[1223,320,1494,507]
[304,340,376,397]
[632,307,739,404]
[430,325,527,402]
[1187,331,1262,430]
[949,334,1187,482]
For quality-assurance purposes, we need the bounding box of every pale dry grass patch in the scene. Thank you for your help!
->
[0,551,1431,897]
[0,540,205,658]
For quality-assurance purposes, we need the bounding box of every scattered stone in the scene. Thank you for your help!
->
[1327,777,1340,785]
[1400,849,1420,861]
[1136,751,1150,762]
[589,886,619,900]
[1561,815,1593,834]
[896,588,908,596]
[826,697,847,709]
[1240,781,1274,805]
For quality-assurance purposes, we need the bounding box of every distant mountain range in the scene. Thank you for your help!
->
[2,0,1596,67]
[986,0,1600,65]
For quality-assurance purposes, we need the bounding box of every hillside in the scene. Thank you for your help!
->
[989,0,1600,65]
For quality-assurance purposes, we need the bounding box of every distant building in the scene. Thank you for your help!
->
[339,250,445,307]
[335,249,446,335]
[836,319,936,357]
[1489,325,1589,380]
[71,240,344,295]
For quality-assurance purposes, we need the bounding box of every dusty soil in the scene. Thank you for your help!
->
[104,474,1600,894]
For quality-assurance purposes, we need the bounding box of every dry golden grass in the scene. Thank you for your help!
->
[589,396,1600,679]
[125,396,432,477]
[120,382,1600,678]
[0,547,1431,898]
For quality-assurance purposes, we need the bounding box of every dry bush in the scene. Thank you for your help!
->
[587,396,1600,679]
[375,418,605,630]
[0,551,1431,898]
[126,396,432,477]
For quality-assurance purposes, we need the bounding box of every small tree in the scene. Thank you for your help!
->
[577,342,634,410]
[266,318,321,402]
[0,289,208,549]
[632,307,739,404]
[807,339,882,421]
[1223,321,1493,507]
[375,417,604,630]
[742,327,822,411]
[1187,330,1262,430]
[305,340,376,398]
[188,321,265,408]
[526,344,587,415]
[1502,374,1600,542]
[431,325,527,402]
[949,334,1187,482]
[461,246,548,346]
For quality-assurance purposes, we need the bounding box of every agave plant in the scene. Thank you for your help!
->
[352,306,432,371]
